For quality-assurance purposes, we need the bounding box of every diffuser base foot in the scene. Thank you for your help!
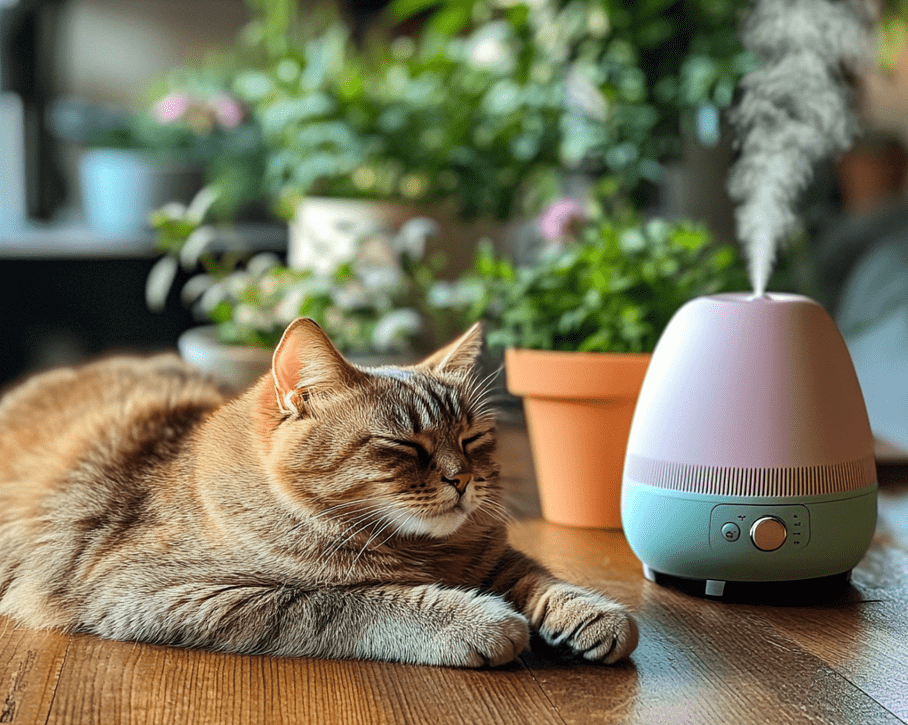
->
[643,566,853,604]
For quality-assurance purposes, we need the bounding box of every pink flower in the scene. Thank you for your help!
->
[211,95,246,129]
[153,92,190,124]
[538,198,586,241]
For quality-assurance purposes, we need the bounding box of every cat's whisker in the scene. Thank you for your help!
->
[307,499,384,522]
[319,503,388,530]
[300,505,387,544]
[483,506,514,527]
[348,509,409,570]
[385,512,418,545]
[468,367,502,402]
[322,508,390,560]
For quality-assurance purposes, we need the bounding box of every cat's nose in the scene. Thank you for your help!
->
[443,472,473,494]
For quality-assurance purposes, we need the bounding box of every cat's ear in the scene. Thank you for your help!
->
[272,318,363,414]
[417,322,483,374]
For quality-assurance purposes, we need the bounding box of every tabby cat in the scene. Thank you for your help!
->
[0,318,637,667]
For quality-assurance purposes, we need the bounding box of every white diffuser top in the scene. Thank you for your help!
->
[625,293,875,495]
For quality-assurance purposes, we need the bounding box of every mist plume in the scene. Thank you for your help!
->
[727,0,874,295]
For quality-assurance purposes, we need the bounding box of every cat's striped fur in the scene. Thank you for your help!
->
[0,319,637,667]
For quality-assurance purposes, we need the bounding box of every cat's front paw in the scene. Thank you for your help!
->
[531,583,638,664]
[435,590,530,668]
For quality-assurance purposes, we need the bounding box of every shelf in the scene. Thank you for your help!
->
[0,214,288,259]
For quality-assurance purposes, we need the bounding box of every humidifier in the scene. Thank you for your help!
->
[621,292,877,598]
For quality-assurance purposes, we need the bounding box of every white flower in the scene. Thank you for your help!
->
[156,202,189,220]
[427,280,479,309]
[145,256,179,313]
[180,273,216,306]
[372,309,422,352]
[274,287,307,324]
[234,303,272,331]
[247,252,282,279]
[467,21,515,72]
[332,281,370,310]
[197,281,229,315]
[179,226,219,270]
[359,266,403,294]
[393,217,439,261]
[224,271,253,297]
[185,186,220,225]
[565,66,608,122]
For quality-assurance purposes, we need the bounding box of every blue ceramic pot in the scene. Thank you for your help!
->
[79,148,202,236]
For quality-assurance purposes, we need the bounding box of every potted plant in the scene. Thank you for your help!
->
[51,72,260,236]
[452,197,746,528]
[231,11,550,272]
[147,195,448,390]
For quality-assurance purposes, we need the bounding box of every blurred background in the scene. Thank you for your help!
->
[1,0,908,449]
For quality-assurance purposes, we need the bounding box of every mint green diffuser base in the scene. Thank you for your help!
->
[622,482,877,599]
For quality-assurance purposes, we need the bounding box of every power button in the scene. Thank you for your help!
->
[750,516,787,551]
[721,523,740,542]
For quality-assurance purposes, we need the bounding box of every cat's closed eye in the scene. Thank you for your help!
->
[374,437,431,464]
[461,429,494,452]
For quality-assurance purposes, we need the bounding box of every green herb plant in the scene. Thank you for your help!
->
[459,212,746,353]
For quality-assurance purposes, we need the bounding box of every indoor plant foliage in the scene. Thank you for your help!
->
[194,221,443,356]
[151,197,445,357]
[233,18,566,221]
[391,0,756,204]
[460,204,746,353]
[52,65,264,231]
[53,75,256,166]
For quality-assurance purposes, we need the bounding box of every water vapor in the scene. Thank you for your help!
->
[727,0,874,295]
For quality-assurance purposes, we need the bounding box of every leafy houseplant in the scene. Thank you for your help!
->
[235,20,563,221]
[452,200,746,528]
[464,209,745,353]
[391,0,756,206]
[149,196,448,389]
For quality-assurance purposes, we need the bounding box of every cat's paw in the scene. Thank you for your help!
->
[531,583,638,664]
[434,590,530,668]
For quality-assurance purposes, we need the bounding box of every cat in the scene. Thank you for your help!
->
[0,318,638,667]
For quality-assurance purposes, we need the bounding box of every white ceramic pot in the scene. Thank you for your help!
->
[288,196,508,277]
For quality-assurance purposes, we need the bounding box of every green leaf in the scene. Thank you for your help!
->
[389,0,441,21]
[428,6,472,36]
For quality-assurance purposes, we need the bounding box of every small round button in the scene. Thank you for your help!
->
[750,516,787,551]
[721,523,740,542]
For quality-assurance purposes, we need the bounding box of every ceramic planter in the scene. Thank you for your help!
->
[178,326,272,392]
[79,148,202,236]
[178,325,421,392]
[506,348,650,529]
[288,196,507,277]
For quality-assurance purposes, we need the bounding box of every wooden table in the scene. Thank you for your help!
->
[2,422,907,725]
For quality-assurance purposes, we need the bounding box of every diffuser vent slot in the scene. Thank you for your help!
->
[624,454,876,497]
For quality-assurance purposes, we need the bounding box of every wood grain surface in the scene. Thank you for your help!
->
[1,422,907,725]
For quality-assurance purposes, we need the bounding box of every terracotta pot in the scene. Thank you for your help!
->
[836,144,908,215]
[506,348,650,529]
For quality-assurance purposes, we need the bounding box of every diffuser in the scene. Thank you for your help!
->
[621,292,877,598]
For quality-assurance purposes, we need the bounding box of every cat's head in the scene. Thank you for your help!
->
[256,318,502,540]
